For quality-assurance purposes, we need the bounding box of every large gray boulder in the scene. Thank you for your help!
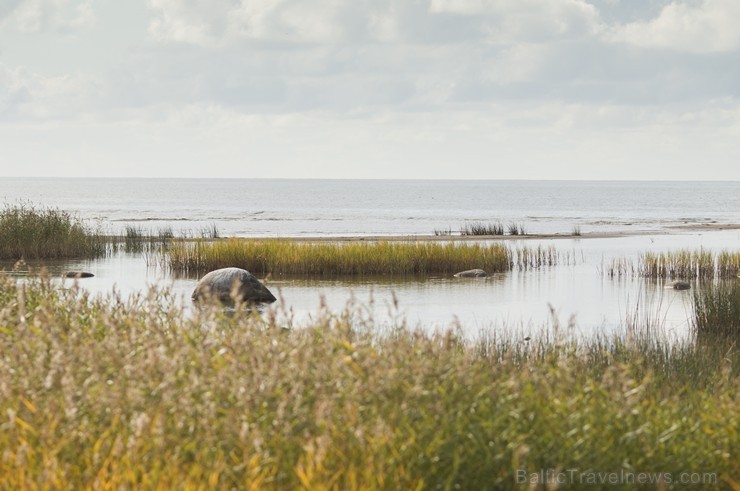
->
[454,269,487,278]
[192,267,277,304]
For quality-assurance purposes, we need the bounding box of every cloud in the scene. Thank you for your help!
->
[0,0,95,32]
[3,100,740,179]
[0,63,100,120]
[606,0,740,53]
[147,0,602,46]
[3,0,740,180]
[130,0,606,114]
[0,0,24,20]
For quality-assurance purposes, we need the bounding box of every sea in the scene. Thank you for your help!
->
[2,178,739,338]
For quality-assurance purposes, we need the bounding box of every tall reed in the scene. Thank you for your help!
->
[0,203,106,259]
[692,281,740,341]
[512,245,562,269]
[0,276,736,489]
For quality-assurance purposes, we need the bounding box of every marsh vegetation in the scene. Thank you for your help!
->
[604,249,740,280]
[0,275,737,489]
[1,205,738,489]
[164,239,568,276]
[0,204,106,260]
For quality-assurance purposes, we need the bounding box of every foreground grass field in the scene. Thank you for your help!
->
[165,239,563,276]
[0,204,106,260]
[0,276,737,489]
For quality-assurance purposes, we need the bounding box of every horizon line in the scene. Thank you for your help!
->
[2,176,739,183]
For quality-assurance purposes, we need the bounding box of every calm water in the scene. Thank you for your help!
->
[1,178,739,338]
[2,178,739,236]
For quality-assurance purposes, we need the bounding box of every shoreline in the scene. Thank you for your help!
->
[164,223,740,242]
[93,223,740,244]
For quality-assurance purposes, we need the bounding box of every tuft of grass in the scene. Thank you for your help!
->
[507,222,526,236]
[123,225,176,253]
[692,281,740,341]
[572,225,582,236]
[124,225,145,240]
[461,221,505,236]
[513,245,562,269]
[166,239,518,276]
[200,223,220,239]
[0,203,106,260]
[602,257,634,278]
[0,276,737,489]
[157,226,175,240]
[433,227,453,236]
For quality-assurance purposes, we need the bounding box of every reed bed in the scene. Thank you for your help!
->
[166,239,517,276]
[0,276,736,489]
[639,249,717,279]
[604,249,740,279]
[692,281,740,341]
[0,203,106,259]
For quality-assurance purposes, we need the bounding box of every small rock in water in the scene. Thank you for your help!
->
[671,280,691,290]
[454,269,487,278]
[64,271,94,279]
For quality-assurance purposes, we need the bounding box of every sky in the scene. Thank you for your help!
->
[1,0,739,180]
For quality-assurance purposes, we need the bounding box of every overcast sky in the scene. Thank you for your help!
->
[1,0,739,179]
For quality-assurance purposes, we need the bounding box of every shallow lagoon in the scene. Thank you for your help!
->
[5,229,738,339]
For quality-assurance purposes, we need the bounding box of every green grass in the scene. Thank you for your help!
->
[164,239,567,276]
[692,281,740,341]
[0,276,737,489]
[0,203,106,260]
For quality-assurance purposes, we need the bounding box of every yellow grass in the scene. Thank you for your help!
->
[166,239,518,276]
